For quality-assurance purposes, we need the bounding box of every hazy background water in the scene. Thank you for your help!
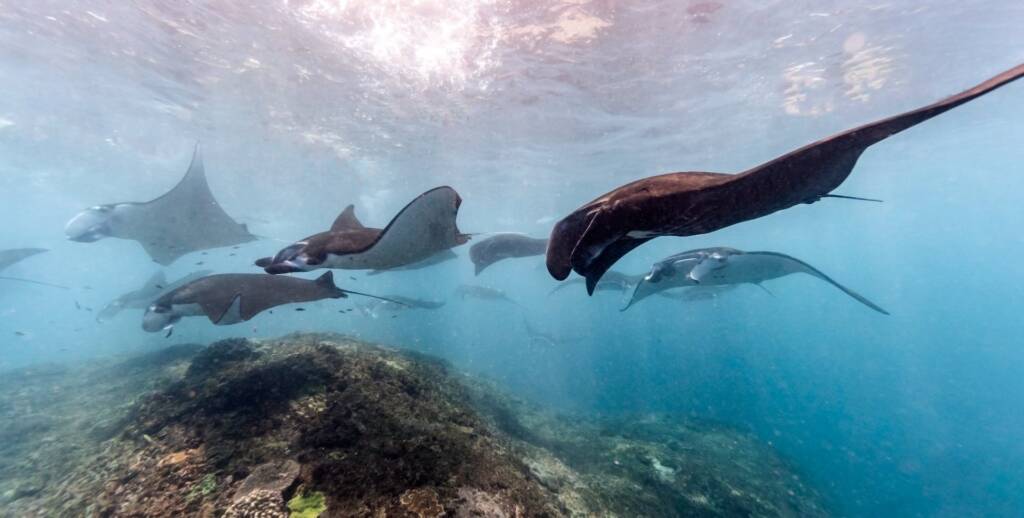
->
[1,1,1023,516]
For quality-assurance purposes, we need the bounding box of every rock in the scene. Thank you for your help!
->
[232,460,300,502]
[400,488,445,518]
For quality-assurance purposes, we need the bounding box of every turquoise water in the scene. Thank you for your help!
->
[1,1,1023,516]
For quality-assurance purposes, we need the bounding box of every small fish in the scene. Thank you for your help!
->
[195,261,205,266]
[83,285,93,290]
[74,300,82,310]
[294,307,306,312]
[154,284,164,289]
[232,246,240,250]
[165,327,173,338]
[229,253,236,256]
[201,252,208,255]
[349,276,357,281]
[85,307,93,312]
[391,314,398,318]
[14,331,26,336]
[269,310,274,314]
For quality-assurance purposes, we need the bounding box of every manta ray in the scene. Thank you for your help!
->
[96,269,212,322]
[65,145,257,265]
[469,233,548,275]
[547,64,1024,293]
[257,186,470,274]
[622,247,888,314]
[455,284,521,307]
[0,248,67,289]
[356,295,446,318]
[0,248,47,272]
[142,271,399,335]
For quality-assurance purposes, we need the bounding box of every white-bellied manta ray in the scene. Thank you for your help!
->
[622,247,888,314]
[142,271,401,335]
[256,186,470,274]
[65,145,256,265]
[547,64,1024,294]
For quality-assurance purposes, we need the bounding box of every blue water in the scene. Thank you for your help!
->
[2,1,1023,516]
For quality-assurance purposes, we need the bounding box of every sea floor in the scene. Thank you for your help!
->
[0,333,827,517]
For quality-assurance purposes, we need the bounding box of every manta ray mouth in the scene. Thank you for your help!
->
[263,243,311,274]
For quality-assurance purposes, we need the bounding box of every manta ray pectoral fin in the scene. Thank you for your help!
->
[620,276,653,312]
[763,252,891,315]
[217,295,244,324]
[821,194,884,203]
[0,276,71,290]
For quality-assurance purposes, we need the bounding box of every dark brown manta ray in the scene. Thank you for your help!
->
[142,271,399,334]
[256,186,470,274]
[469,233,548,275]
[547,64,1024,294]
[65,145,256,265]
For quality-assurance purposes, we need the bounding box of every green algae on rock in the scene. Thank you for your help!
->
[287,490,327,518]
[0,333,829,517]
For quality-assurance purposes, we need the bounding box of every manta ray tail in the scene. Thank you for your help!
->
[312,271,409,307]
[750,283,775,297]
[341,289,411,307]
[822,194,884,203]
[0,276,70,290]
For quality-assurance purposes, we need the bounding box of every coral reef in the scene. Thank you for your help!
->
[0,333,828,517]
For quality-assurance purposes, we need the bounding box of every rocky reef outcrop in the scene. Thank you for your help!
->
[0,333,828,517]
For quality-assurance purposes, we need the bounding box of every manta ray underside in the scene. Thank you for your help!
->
[66,145,257,265]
